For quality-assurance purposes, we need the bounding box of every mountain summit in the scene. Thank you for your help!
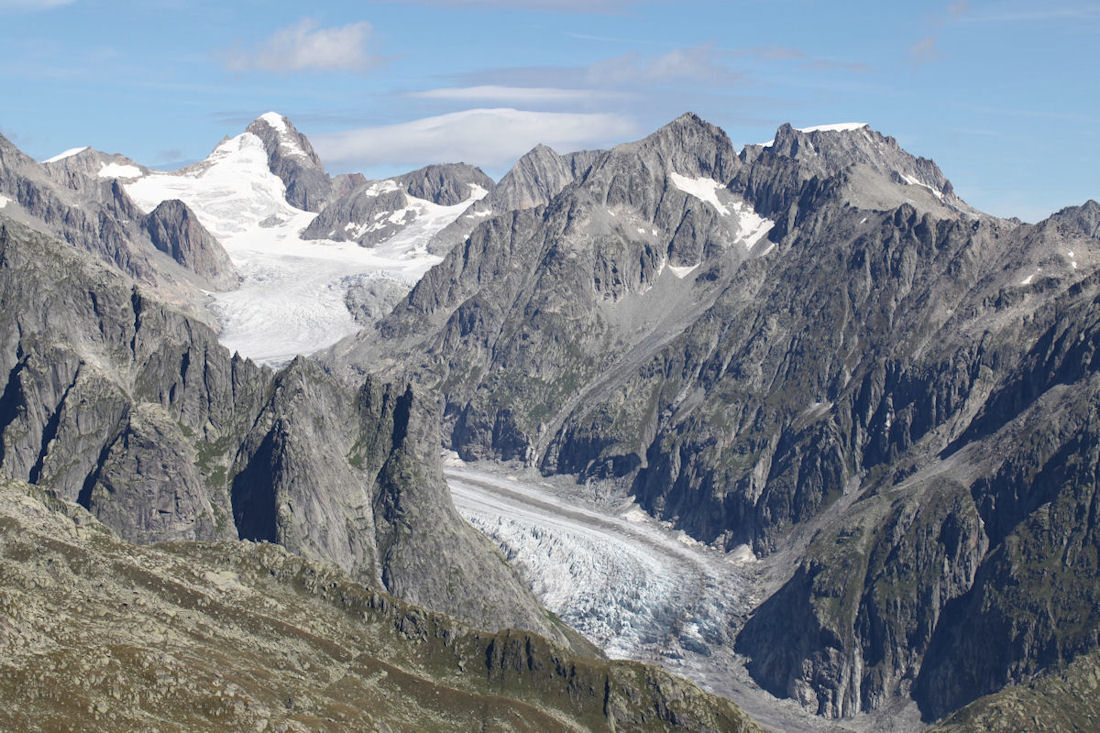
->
[245,111,332,211]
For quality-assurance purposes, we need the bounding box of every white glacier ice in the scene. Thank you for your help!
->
[757,122,869,147]
[124,130,477,366]
[445,460,757,683]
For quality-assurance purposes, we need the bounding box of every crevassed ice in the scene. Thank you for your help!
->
[446,462,754,685]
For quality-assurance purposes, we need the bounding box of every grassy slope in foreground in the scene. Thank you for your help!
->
[930,648,1100,732]
[0,477,759,733]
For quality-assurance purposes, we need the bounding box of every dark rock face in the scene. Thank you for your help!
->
[0,217,566,644]
[301,163,492,248]
[301,179,412,246]
[488,144,603,212]
[142,198,237,288]
[395,163,494,206]
[335,111,1100,721]
[245,113,332,212]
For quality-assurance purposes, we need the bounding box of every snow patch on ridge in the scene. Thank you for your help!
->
[98,162,142,179]
[668,263,700,279]
[0,195,10,208]
[668,172,774,251]
[669,172,729,216]
[731,201,774,248]
[258,111,289,133]
[758,122,869,146]
[42,146,89,164]
[900,173,944,200]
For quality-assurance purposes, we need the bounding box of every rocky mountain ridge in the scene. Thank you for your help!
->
[328,111,1100,724]
[0,215,569,646]
[6,108,1099,728]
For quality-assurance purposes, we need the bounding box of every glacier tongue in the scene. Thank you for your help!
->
[445,460,758,686]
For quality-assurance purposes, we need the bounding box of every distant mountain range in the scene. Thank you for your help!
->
[1,109,1097,730]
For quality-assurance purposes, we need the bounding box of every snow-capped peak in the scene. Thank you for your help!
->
[757,122,869,147]
[257,111,289,133]
[248,111,311,162]
[42,146,90,164]
[797,122,868,134]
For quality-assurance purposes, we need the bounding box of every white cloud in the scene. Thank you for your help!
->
[312,108,638,170]
[409,85,633,104]
[0,0,74,8]
[225,19,376,72]
[587,43,738,87]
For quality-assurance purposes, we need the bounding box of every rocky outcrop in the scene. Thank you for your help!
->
[0,216,571,644]
[488,143,603,212]
[0,476,761,732]
[40,146,147,189]
[332,112,1100,721]
[301,163,491,248]
[395,163,494,206]
[0,133,224,290]
[142,198,238,288]
[245,112,332,212]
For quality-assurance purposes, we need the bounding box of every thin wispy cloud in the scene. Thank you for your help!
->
[956,4,1100,23]
[448,43,740,91]
[224,19,378,73]
[909,0,968,67]
[588,43,739,87]
[312,108,638,170]
[409,85,634,104]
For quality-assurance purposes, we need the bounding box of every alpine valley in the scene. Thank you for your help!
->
[1,110,1097,731]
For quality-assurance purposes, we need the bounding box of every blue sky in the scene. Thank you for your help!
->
[1,0,1096,221]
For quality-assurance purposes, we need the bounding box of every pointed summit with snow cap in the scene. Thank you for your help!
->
[742,121,967,214]
[245,111,332,212]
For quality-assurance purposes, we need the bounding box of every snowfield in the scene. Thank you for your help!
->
[124,129,477,366]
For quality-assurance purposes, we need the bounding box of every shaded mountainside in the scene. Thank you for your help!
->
[0,477,760,733]
[330,111,1100,722]
[0,216,570,645]
[929,647,1100,732]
